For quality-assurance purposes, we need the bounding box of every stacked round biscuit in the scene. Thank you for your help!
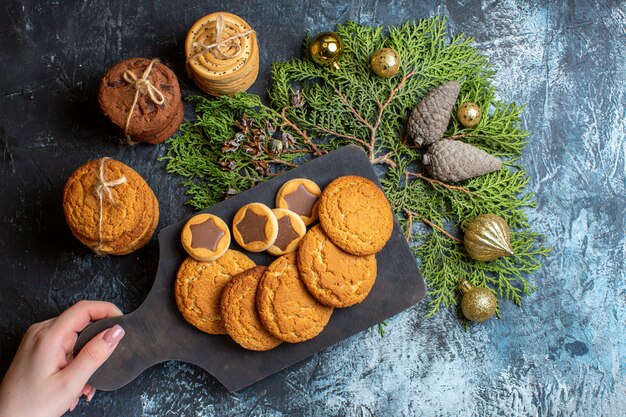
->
[175,175,394,351]
[185,12,259,96]
[63,158,159,255]
[98,58,183,145]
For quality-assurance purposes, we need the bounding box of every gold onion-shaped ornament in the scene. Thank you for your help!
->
[458,279,497,322]
[309,32,344,70]
[463,214,514,261]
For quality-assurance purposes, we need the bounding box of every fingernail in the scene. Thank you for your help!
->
[103,324,125,347]
[87,387,96,402]
[69,397,79,412]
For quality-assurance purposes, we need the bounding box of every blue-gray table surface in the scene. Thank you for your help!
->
[0,1,624,416]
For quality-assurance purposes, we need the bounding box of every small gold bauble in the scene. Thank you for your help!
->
[464,214,514,261]
[458,279,497,322]
[456,102,482,127]
[370,48,401,78]
[309,32,344,71]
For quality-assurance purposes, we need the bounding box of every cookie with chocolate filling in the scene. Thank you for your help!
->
[181,213,230,262]
[232,203,278,252]
[275,178,321,226]
[267,208,306,256]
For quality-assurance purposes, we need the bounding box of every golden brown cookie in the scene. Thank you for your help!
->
[298,225,377,308]
[232,203,278,252]
[220,266,282,351]
[275,178,322,226]
[181,213,231,262]
[318,175,393,255]
[256,252,333,343]
[175,250,255,334]
[267,208,307,256]
[63,158,159,255]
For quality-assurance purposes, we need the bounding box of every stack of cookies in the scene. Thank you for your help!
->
[185,12,259,96]
[63,158,159,255]
[99,58,183,145]
[174,175,394,351]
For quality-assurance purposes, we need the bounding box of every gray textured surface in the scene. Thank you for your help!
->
[0,0,624,416]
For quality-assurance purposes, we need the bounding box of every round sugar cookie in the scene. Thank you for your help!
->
[175,250,255,334]
[318,175,393,255]
[232,203,278,252]
[275,178,321,226]
[220,266,282,351]
[298,225,377,308]
[256,252,333,343]
[266,208,307,256]
[181,213,231,262]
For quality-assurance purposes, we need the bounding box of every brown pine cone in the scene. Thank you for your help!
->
[406,81,461,146]
[422,139,502,182]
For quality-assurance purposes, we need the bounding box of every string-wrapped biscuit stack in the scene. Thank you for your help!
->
[185,12,259,96]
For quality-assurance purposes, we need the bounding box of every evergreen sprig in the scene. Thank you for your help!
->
[162,16,551,317]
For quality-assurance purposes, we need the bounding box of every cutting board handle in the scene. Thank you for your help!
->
[74,302,165,391]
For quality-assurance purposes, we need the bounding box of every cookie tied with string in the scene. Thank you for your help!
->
[185,12,259,96]
[63,158,159,255]
[98,58,183,145]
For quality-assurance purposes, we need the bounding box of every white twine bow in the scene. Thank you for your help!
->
[123,59,166,144]
[187,14,255,62]
[94,157,127,255]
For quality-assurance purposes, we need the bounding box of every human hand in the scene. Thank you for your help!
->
[0,301,125,417]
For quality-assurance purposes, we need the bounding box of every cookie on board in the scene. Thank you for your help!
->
[318,175,393,255]
[181,213,231,262]
[275,178,321,226]
[266,208,306,256]
[175,250,255,334]
[220,266,282,351]
[256,252,333,343]
[298,225,377,308]
[232,202,278,252]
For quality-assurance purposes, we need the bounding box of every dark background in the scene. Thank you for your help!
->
[1,1,624,416]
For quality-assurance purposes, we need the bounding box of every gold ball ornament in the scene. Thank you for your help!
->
[456,102,482,127]
[309,32,344,71]
[370,48,401,78]
[464,214,514,261]
[458,279,497,322]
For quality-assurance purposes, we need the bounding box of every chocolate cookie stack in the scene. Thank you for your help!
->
[99,58,183,145]
[185,12,259,96]
[63,158,159,255]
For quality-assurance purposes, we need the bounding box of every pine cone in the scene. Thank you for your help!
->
[406,81,461,146]
[422,139,502,182]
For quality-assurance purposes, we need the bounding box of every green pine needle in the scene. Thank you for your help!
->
[161,16,551,317]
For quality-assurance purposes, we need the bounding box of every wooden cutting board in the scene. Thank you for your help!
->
[75,145,426,392]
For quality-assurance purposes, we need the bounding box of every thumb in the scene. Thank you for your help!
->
[63,325,125,389]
